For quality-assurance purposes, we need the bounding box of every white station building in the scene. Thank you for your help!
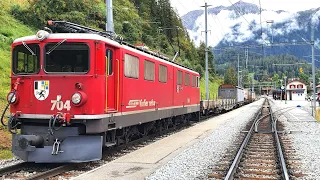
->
[286,79,307,101]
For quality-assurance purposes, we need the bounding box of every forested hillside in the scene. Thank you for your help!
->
[214,48,320,89]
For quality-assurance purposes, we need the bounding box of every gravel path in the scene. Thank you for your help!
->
[146,99,264,180]
[269,98,320,179]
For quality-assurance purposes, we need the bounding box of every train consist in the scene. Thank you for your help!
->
[200,84,256,115]
[2,21,255,163]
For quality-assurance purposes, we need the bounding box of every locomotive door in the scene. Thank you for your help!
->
[174,69,184,106]
[106,47,117,112]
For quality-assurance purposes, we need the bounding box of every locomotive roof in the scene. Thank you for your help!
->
[13,33,199,75]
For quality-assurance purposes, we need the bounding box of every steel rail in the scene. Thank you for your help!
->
[270,102,290,180]
[0,162,29,177]
[224,98,264,180]
[25,164,74,180]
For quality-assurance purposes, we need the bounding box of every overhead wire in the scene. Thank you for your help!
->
[227,0,251,25]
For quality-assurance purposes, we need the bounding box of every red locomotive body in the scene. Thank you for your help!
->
[6,21,200,163]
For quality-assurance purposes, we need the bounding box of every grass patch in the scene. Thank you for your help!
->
[0,149,14,159]
[200,75,223,100]
[0,2,35,160]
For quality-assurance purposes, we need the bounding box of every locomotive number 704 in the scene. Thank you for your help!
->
[50,100,71,111]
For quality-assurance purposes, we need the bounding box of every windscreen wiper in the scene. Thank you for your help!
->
[22,41,35,55]
[46,39,67,55]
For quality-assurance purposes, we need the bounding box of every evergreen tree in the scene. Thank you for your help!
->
[224,66,237,85]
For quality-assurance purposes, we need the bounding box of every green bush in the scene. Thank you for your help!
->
[194,64,204,77]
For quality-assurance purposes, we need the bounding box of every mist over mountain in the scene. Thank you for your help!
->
[181,1,320,62]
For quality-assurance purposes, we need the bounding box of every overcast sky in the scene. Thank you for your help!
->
[170,0,319,16]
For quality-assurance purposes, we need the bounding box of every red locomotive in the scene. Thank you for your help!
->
[4,21,200,162]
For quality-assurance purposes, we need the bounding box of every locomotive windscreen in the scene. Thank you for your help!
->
[12,43,40,74]
[45,43,89,73]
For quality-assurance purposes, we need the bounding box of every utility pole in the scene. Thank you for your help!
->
[106,0,114,32]
[284,76,287,104]
[311,24,316,117]
[252,80,254,93]
[238,54,240,87]
[201,3,211,100]
[280,79,283,102]
[245,47,248,69]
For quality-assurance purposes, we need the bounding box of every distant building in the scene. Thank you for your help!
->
[316,84,320,93]
[286,80,307,100]
[261,87,273,96]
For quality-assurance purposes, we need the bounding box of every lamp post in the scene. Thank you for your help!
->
[284,76,287,104]
[280,79,283,102]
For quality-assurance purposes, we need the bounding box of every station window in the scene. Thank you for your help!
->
[159,64,167,83]
[192,75,196,87]
[144,60,155,81]
[13,43,40,74]
[298,84,304,88]
[185,73,190,86]
[124,54,139,79]
[177,70,182,85]
[45,43,89,73]
[106,49,113,75]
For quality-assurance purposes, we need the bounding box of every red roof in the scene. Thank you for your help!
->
[287,79,306,85]
[219,84,235,88]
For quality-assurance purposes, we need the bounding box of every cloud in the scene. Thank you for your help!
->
[311,10,320,26]
[171,0,319,16]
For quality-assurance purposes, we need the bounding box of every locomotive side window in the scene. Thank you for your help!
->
[196,76,200,88]
[12,44,40,74]
[45,43,89,73]
[159,64,167,83]
[177,70,182,85]
[185,73,190,86]
[192,75,196,87]
[144,60,155,81]
[124,54,139,79]
[106,49,113,75]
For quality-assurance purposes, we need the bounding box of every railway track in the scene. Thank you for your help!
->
[209,98,304,179]
[225,99,288,179]
[0,162,29,177]
[24,164,74,180]
[0,162,74,180]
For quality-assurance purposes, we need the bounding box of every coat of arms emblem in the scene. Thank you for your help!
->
[34,80,50,100]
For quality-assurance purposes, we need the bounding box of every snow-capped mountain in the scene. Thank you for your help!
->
[181,1,320,59]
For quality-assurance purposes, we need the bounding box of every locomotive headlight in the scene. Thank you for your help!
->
[72,92,82,105]
[7,92,17,104]
[36,30,49,41]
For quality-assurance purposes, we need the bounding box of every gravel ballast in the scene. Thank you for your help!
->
[270,98,320,179]
[0,158,22,169]
[146,99,264,180]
